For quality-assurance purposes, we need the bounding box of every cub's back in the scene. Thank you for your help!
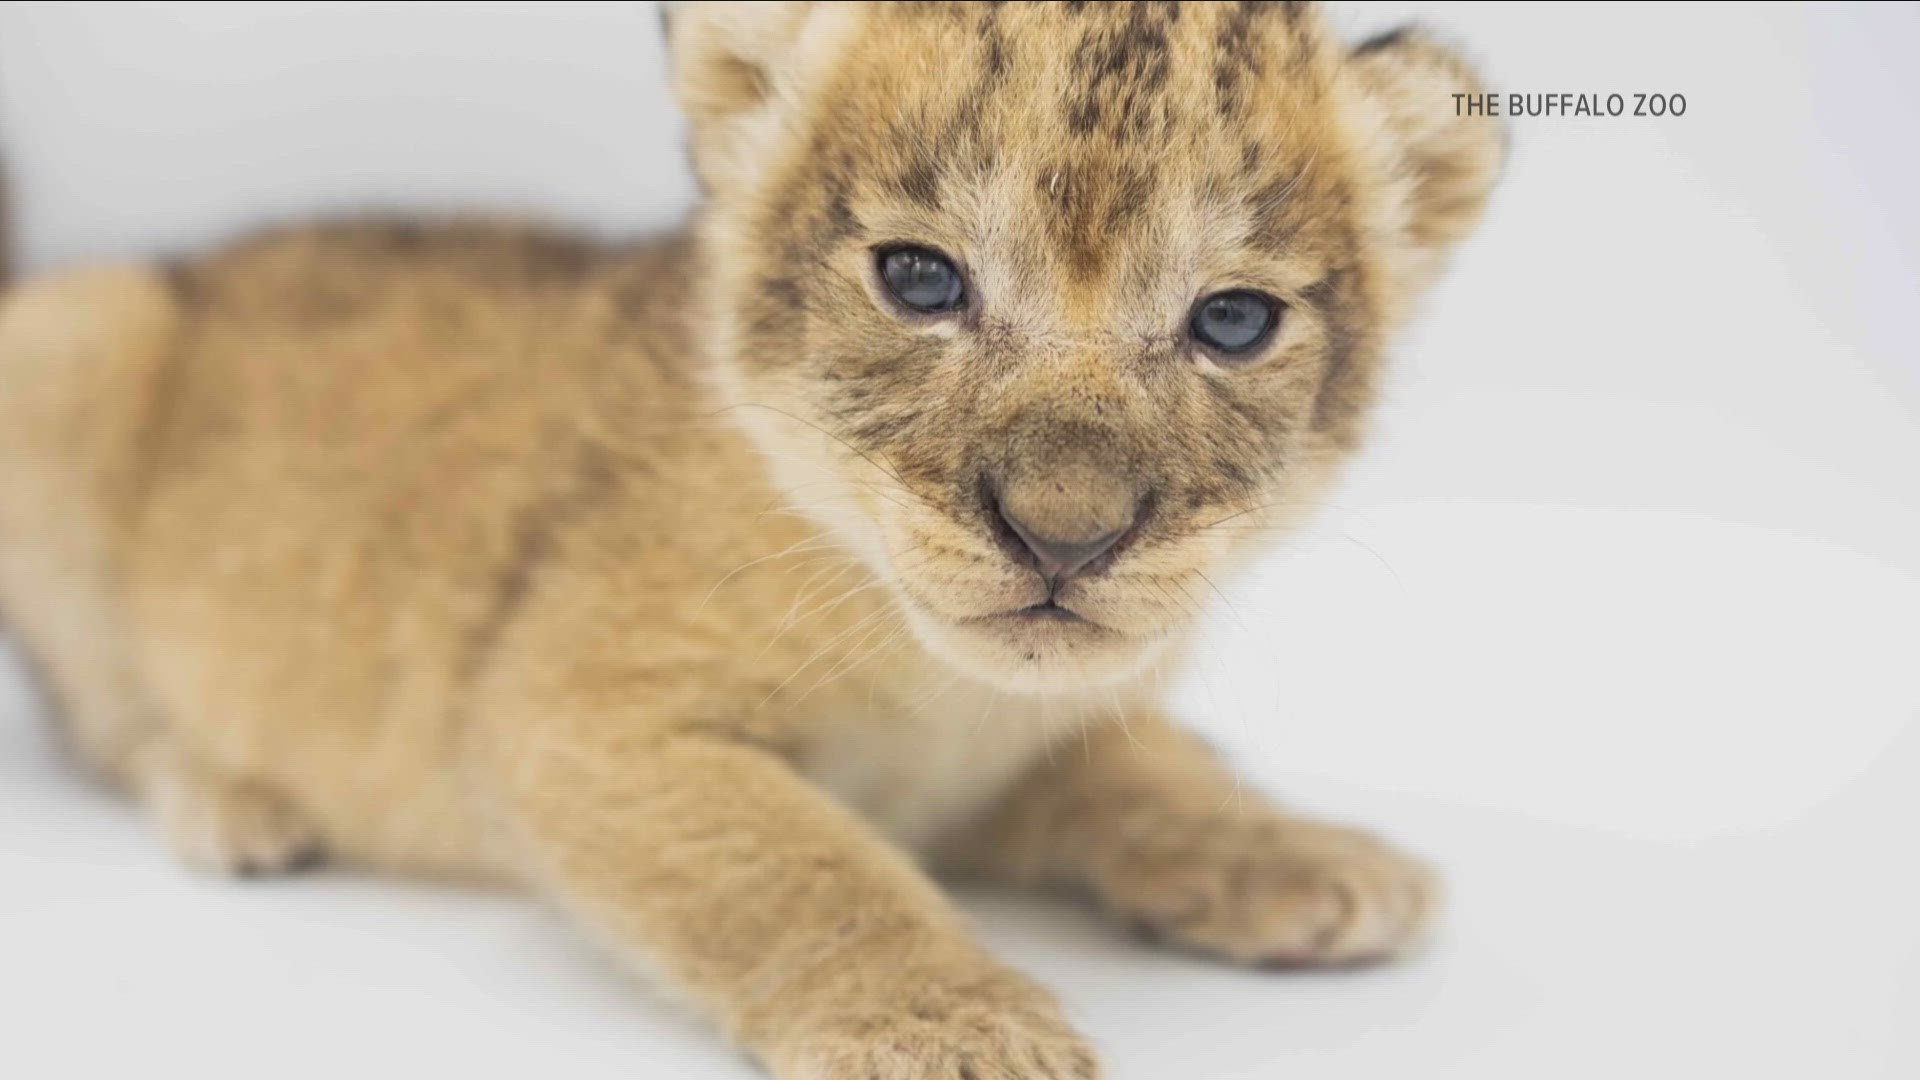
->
[0,220,702,600]
[0,223,752,872]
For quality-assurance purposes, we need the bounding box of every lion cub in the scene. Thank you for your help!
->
[0,4,1500,1076]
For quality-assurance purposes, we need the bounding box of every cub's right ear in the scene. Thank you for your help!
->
[1344,26,1507,302]
[662,1,852,197]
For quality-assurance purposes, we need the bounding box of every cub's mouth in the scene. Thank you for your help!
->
[1009,601,1088,624]
[892,557,1171,691]
[965,600,1101,629]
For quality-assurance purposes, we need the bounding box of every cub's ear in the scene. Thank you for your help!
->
[1345,27,1506,299]
[662,1,851,196]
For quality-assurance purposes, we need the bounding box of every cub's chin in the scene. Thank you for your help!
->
[897,594,1172,697]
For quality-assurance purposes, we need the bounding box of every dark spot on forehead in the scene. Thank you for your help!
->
[1064,3,1176,140]
[1239,140,1264,176]
[892,157,943,210]
[864,6,1021,212]
[984,29,1008,80]
[1211,0,1269,119]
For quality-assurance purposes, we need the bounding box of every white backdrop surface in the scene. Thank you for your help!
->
[1,3,1916,1078]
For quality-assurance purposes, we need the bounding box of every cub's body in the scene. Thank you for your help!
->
[0,4,1500,1077]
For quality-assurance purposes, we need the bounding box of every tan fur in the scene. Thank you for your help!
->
[0,5,1500,1076]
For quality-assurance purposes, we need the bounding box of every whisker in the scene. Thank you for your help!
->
[768,561,858,641]
[758,604,897,708]
[905,672,966,720]
[795,614,907,705]
[1106,688,1140,749]
[758,577,887,659]
[1340,529,1411,601]
[968,685,1003,738]
[696,535,846,613]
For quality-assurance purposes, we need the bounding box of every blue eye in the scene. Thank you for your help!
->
[878,246,965,313]
[1190,290,1281,356]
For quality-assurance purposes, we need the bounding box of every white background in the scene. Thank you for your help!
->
[2,3,1916,1077]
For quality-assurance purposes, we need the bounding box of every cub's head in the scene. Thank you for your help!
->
[667,2,1502,694]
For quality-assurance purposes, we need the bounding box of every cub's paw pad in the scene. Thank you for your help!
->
[147,767,326,877]
[1102,817,1436,967]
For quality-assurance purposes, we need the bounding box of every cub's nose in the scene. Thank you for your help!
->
[1001,514,1128,586]
[986,469,1145,589]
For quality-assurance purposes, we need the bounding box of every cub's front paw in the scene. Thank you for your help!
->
[768,964,1099,1080]
[1098,814,1436,967]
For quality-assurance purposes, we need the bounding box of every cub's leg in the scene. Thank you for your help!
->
[0,267,181,790]
[953,714,1436,967]
[131,740,326,877]
[483,726,1098,1080]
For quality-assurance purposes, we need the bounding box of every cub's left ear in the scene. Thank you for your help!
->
[661,2,852,198]
[1344,27,1506,299]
